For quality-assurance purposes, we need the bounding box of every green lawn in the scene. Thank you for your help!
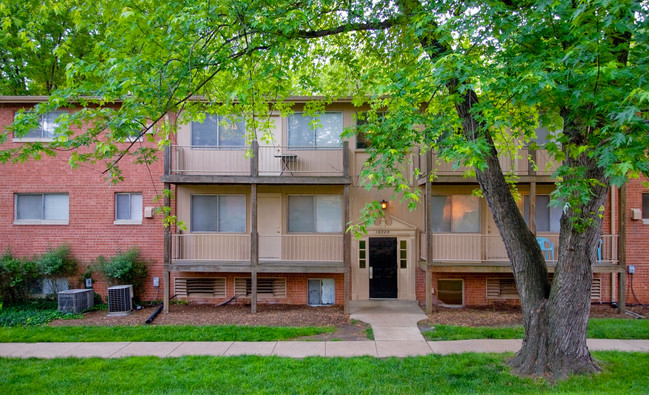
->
[1,352,648,393]
[423,318,649,341]
[0,324,334,342]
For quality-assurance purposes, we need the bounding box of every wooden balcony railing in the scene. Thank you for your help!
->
[258,146,344,176]
[169,142,347,177]
[420,233,619,265]
[171,233,343,263]
[172,233,251,262]
[417,148,559,177]
[258,234,343,262]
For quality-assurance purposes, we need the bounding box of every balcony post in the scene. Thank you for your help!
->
[618,184,627,313]
[528,148,537,235]
[425,150,433,315]
[251,141,259,177]
[164,144,171,176]
[343,141,349,178]
[343,184,351,314]
[163,182,171,313]
[251,183,258,313]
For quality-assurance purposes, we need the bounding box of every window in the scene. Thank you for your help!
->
[288,195,342,233]
[437,279,464,306]
[288,112,342,148]
[15,193,69,224]
[355,112,385,149]
[359,240,367,269]
[191,115,245,147]
[523,195,561,232]
[14,111,65,141]
[430,195,481,233]
[643,193,649,220]
[191,195,246,232]
[115,193,142,224]
[400,240,407,269]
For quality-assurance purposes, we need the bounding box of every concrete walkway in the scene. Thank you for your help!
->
[1,339,648,359]
[2,302,648,358]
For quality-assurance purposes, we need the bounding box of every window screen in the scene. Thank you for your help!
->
[191,115,245,147]
[191,195,246,232]
[288,195,342,233]
[288,113,342,148]
[430,195,480,233]
[524,195,561,232]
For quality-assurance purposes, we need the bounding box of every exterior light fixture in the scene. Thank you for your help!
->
[380,200,388,210]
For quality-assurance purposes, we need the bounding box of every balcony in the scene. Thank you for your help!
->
[170,233,344,273]
[164,142,350,184]
[417,148,559,180]
[420,233,619,272]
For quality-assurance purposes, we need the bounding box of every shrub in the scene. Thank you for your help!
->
[0,252,41,304]
[94,248,148,300]
[37,245,78,278]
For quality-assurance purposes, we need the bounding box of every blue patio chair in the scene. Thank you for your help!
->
[597,238,602,262]
[536,237,554,261]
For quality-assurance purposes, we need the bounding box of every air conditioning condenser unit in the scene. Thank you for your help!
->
[107,285,133,316]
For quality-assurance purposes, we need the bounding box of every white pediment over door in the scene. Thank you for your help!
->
[366,216,418,235]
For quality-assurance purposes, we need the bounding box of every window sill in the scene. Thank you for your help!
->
[12,138,55,143]
[114,220,143,225]
[643,219,649,225]
[14,220,68,225]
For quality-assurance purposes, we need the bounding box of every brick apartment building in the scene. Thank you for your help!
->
[1,96,646,312]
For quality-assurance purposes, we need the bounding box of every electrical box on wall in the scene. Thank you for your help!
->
[144,207,154,218]
[630,209,642,220]
[628,265,636,274]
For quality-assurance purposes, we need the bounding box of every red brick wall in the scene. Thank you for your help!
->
[173,272,345,305]
[0,103,166,301]
[625,177,649,305]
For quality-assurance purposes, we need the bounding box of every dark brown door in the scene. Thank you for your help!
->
[369,237,398,298]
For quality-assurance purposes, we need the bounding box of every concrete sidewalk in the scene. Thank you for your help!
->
[1,339,648,359]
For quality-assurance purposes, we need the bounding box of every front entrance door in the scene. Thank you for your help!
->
[258,194,282,260]
[369,237,398,298]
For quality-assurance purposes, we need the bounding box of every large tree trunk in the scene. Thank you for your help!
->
[454,89,604,379]
[399,0,606,379]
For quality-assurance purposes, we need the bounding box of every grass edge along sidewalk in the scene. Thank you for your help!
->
[422,318,649,341]
[1,352,649,393]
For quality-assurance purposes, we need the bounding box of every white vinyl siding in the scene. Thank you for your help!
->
[191,195,246,232]
[288,195,342,233]
[15,193,69,224]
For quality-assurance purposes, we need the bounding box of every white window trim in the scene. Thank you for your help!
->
[14,193,69,225]
[12,111,65,142]
[114,192,143,225]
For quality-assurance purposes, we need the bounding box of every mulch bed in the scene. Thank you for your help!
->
[49,302,647,341]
